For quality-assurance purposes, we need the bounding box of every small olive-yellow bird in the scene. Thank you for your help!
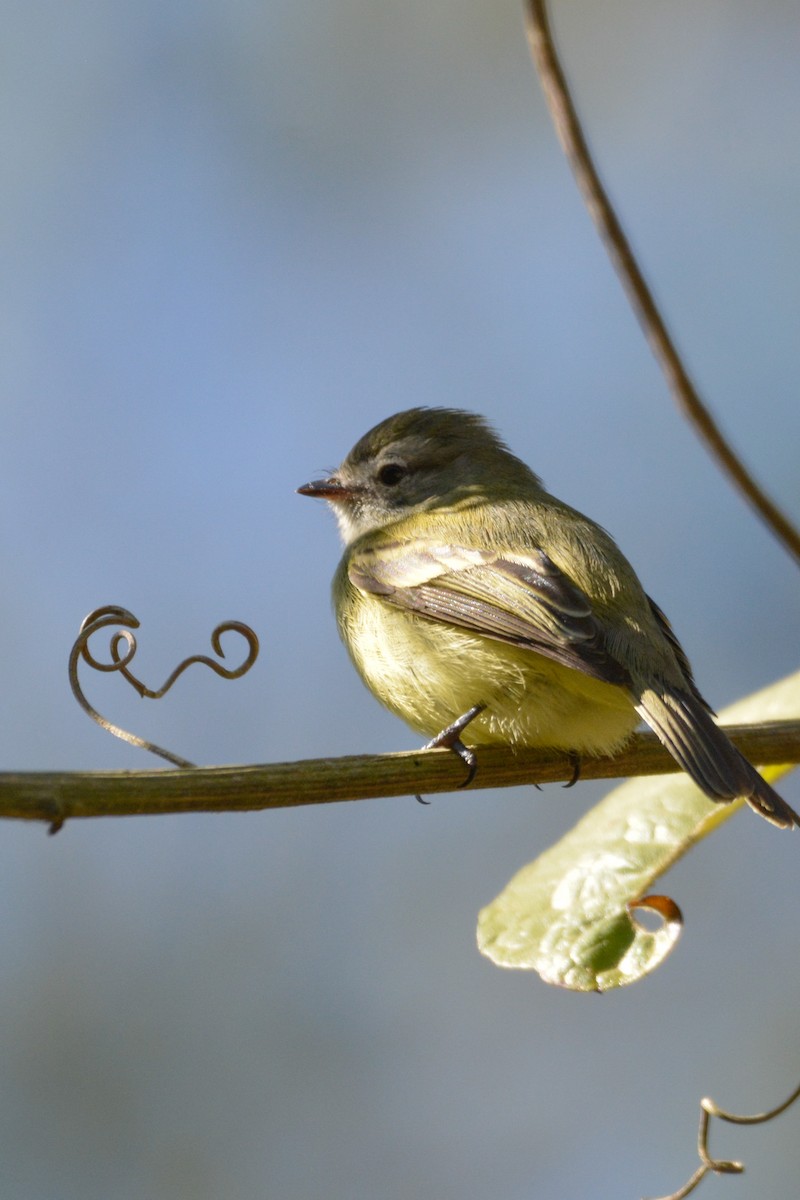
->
[298,407,797,828]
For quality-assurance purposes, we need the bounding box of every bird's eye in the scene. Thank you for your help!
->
[377,463,406,487]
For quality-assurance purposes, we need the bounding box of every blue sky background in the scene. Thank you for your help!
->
[1,2,799,1197]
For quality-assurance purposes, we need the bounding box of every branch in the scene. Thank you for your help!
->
[523,0,800,566]
[646,1077,800,1200]
[2,721,799,826]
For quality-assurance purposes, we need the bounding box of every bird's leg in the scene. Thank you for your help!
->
[415,704,486,803]
[563,751,582,788]
[424,704,486,785]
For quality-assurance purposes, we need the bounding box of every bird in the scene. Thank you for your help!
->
[298,406,797,829]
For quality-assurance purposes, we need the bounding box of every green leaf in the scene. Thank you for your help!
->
[477,670,800,991]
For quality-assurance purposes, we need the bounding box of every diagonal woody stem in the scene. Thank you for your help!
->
[524,0,800,565]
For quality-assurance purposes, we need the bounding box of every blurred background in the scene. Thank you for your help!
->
[1,1,798,1196]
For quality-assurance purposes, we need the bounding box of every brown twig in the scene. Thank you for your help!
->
[523,0,800,566]
[0,721,798,826]
[69,606,260,771]
[645,1077,800,1200]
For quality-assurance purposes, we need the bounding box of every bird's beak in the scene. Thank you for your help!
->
[296,477,358,501]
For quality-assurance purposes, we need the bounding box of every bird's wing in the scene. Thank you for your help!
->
[348,540,631,687]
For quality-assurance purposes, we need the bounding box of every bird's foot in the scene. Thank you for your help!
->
[415,704,486,802]
[563,751,582,789]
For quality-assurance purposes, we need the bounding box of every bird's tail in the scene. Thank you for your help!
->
[636,687,798,829]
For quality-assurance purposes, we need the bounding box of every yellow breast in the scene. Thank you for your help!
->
[336,581,639,755]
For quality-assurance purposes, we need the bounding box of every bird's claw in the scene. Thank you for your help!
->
[417,703,486,800]
[563,752,582,788]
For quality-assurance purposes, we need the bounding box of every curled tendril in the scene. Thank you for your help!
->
[70,605,260,769]
[645,1077,800,1200]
